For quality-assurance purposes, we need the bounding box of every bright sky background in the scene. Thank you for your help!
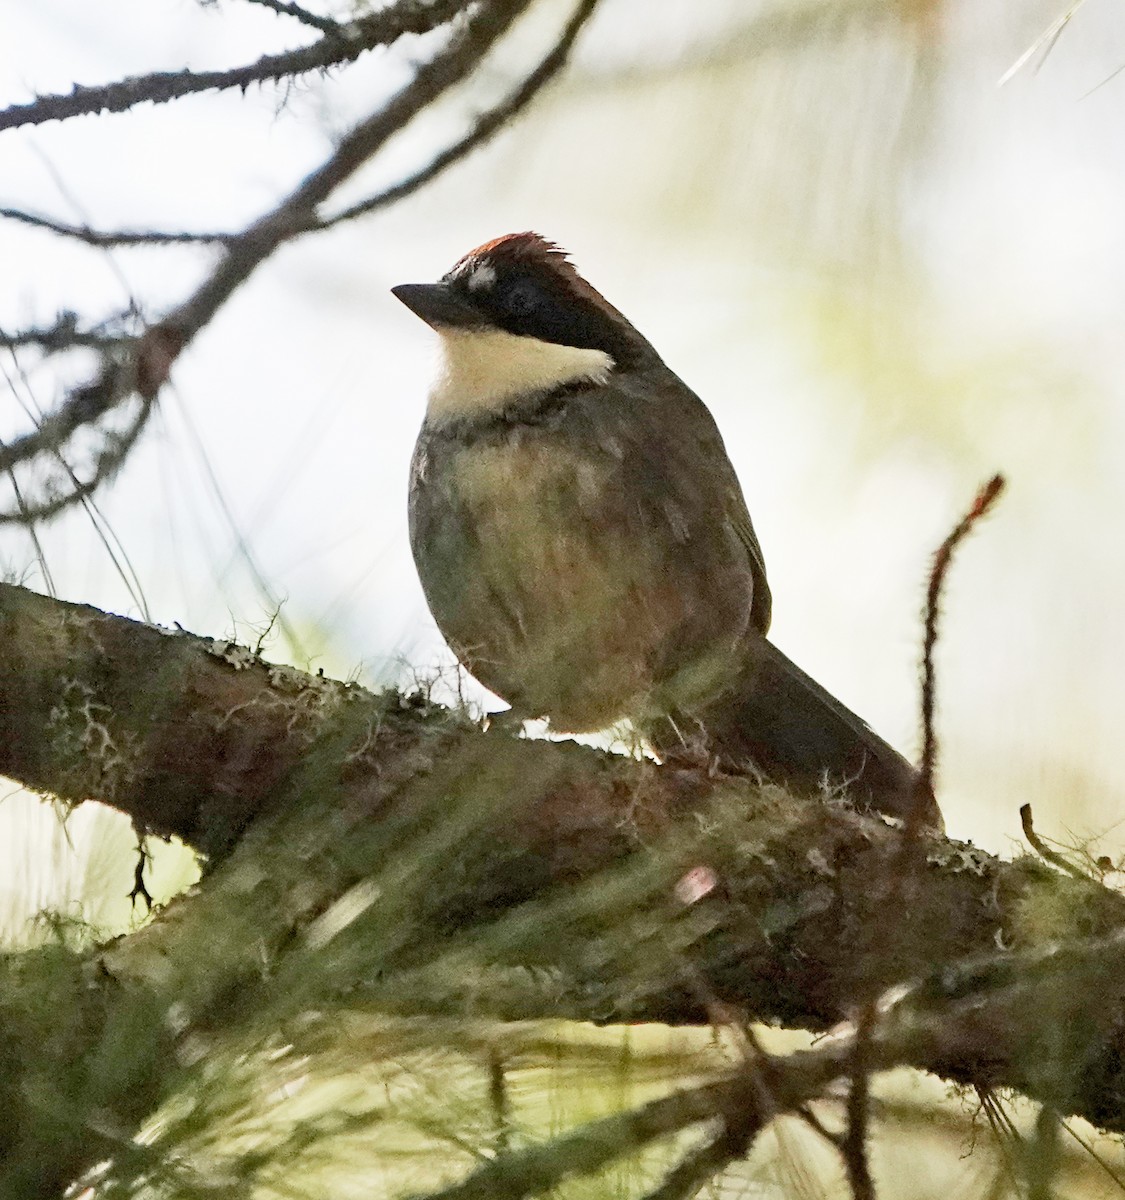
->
[3,0,1125,935]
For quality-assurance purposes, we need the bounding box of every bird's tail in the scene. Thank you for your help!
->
[649,638,941,832]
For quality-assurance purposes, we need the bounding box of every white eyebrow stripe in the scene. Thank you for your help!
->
[467,263,497,291]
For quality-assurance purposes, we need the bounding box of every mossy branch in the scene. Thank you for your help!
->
[3,581,1125,1192]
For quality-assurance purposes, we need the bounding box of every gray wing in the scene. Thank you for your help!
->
[726,487,772,634]
[610,365,772,635]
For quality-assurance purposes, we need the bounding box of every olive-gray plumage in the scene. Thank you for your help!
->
[410,360,768,732]
[398,233,940,830]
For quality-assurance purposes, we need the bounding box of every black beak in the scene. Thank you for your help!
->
[391,282,485,330]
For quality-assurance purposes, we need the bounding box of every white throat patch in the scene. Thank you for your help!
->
[427,328,614,420]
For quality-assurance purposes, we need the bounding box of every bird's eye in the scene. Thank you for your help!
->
[504,280,540,318]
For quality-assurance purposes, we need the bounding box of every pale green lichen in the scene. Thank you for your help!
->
[45,677,139,804]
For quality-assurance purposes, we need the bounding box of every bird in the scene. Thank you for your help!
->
[393,233,941,831]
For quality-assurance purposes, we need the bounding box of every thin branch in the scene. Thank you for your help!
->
[240,0,342,34]
[319,0,601,228]
[0,0,531,523]
[419,916,1125,1200]
[0,0,602,248]
[0,396,156,525]
[826,474,1008,1194]
[419,1073,774,1200]
[0,324,174,476]
[0,310,139,351]
[159,0,532,352]
[0,0,468,133]
[842,1003,877,1200]
[640,1125,755,1200]
[1060,1120,1125,1192]
[637,1022,774,1200]
[0,205,235,247]
[1020,804,1090,882]
[1027,1105,1062,1200]
[918,473,1005,806]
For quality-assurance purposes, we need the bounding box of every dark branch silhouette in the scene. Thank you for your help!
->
[0,0,563,525]
[0,0,599,248]
[1020,802,1090,882]
[833,475,1007,1199]
[0,0,602,527]
[0,311,133,350]
[240,0,343,34]
[918,473,1006,800]
[318,0,600,228]
[0,204,235,247]
[0,0,469,133]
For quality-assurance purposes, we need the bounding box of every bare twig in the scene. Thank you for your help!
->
[0,324,175,475]
[0,205,235,247]
[318,0,601,228]
[0,313,132,350]
[918,473,1005,810]
[0,0,601,248]
[1,0,532,523]
[1027,1105,1062,1200]
[0,397,155,525]
[0,324,123,350]
[640,1123,756,1200]
[0,0,468,133]
[156,0,531,372]
[418,1068,787,1200]
[129,837,154,911]
[1019,804,1089,881]
[828,475,1008,1193]
[418,916,1125,1200]
[842,1002,877,1200]
[240,0,342,34]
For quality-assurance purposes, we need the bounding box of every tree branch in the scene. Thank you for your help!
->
[419,1072,773,1200]
[0,0,599,247]
[918,473,1005,799]
[0,311,133,350]
[0,204,235,247]
[318,0,601,228]
[240,0,343,35]
[0,0,470,133]
[0,0,533,524]
[3,580,1125,1139]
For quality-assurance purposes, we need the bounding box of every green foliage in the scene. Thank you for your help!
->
[0,936,170,1197]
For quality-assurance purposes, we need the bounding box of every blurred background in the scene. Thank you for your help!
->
[2,0,1125,1192]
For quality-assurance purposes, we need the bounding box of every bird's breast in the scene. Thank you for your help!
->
[409,413,754,731]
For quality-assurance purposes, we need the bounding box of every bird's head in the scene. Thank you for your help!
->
[393,233,655,420]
